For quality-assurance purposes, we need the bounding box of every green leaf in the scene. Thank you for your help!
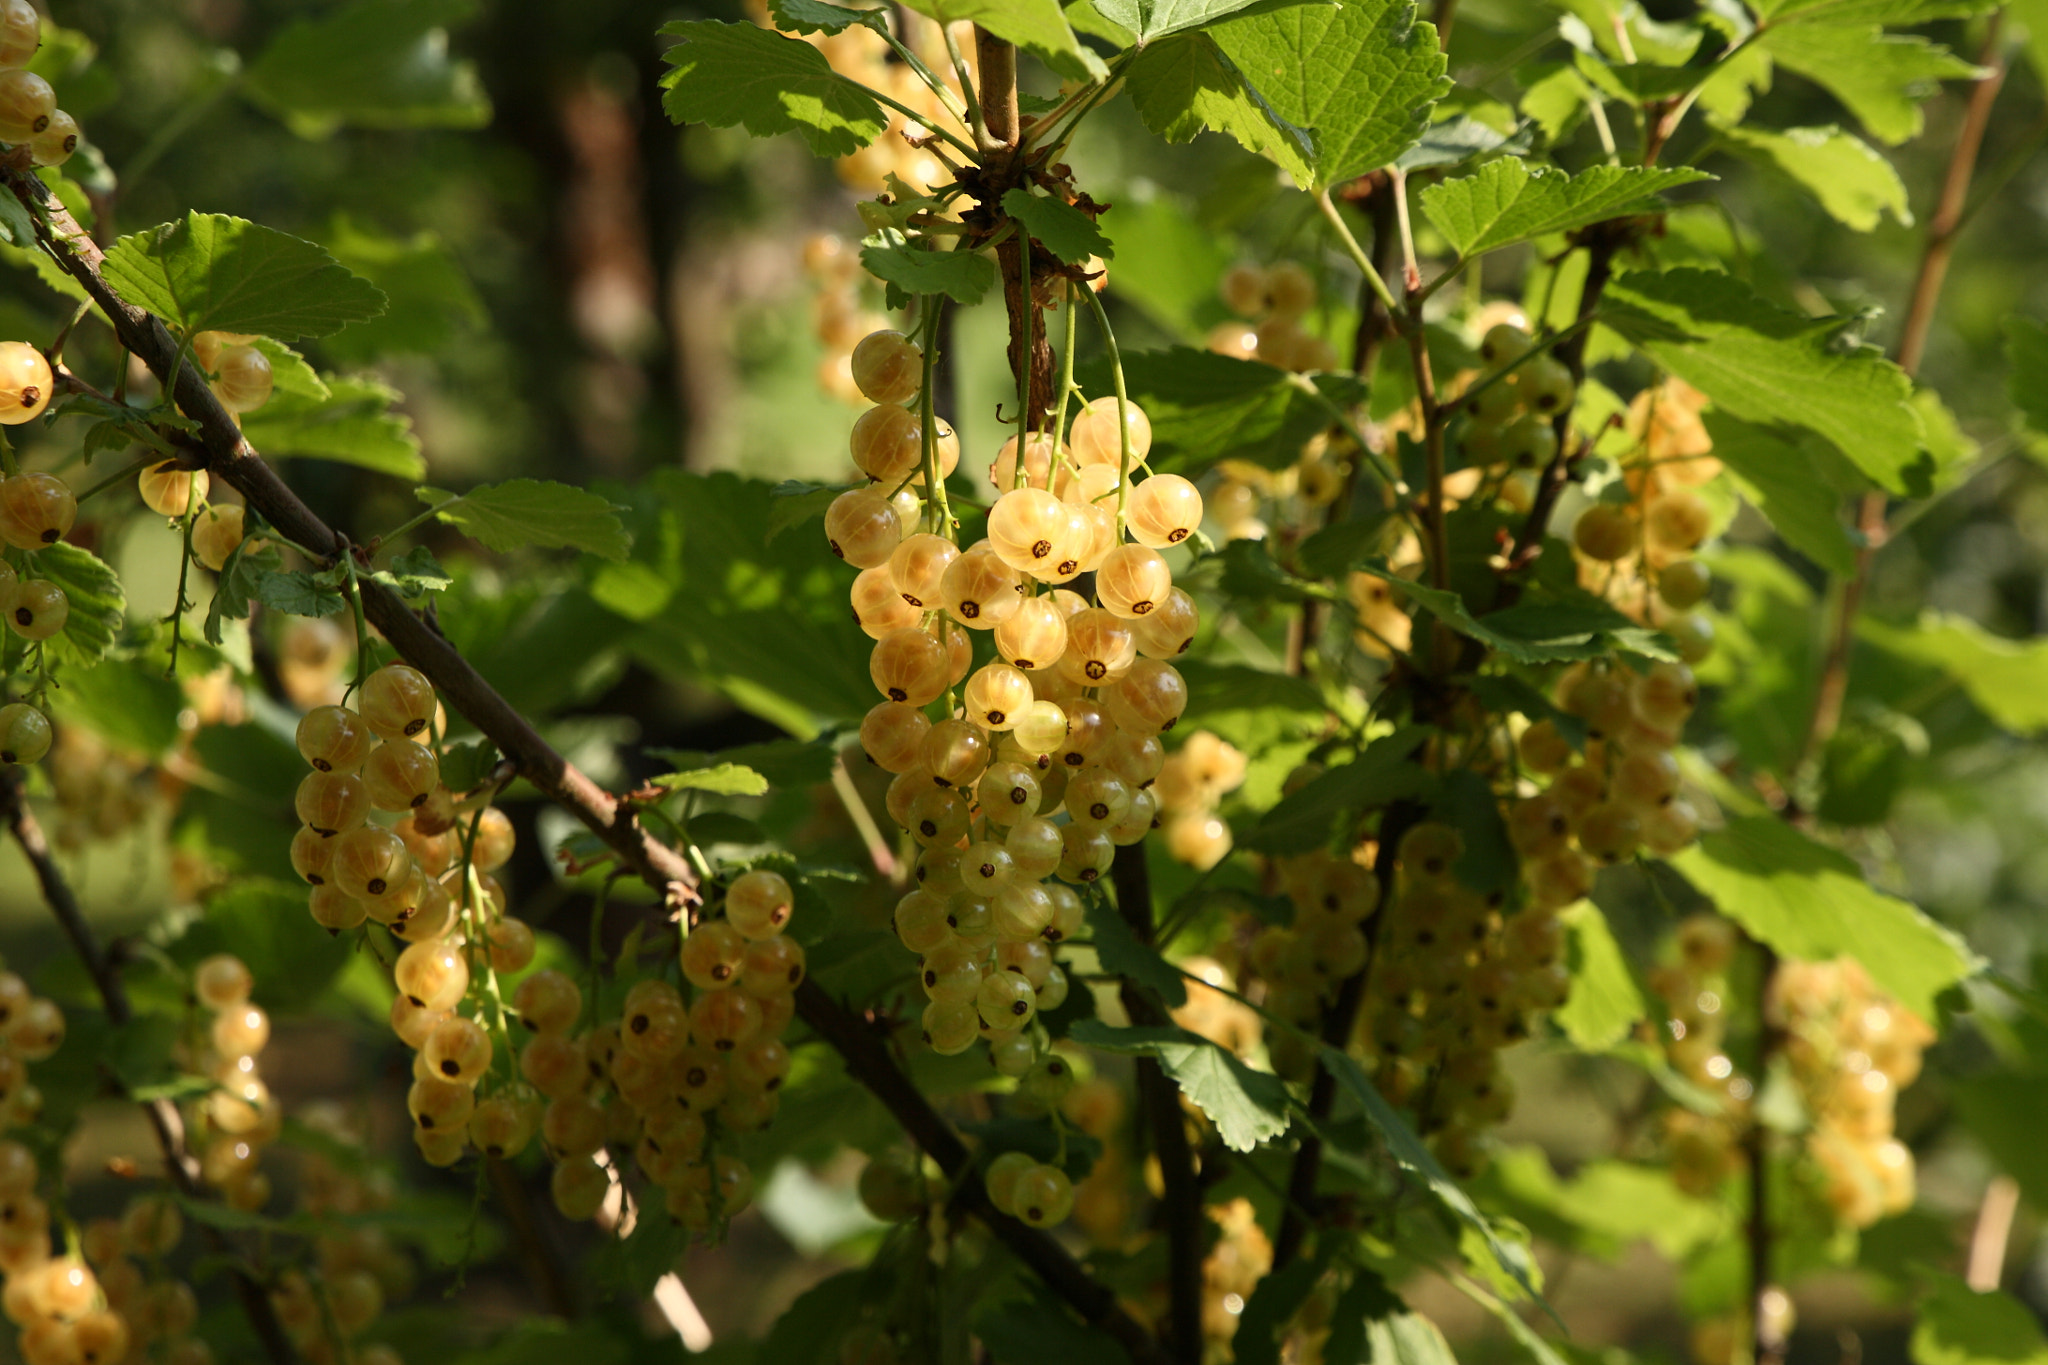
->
[1317,1045,1543,1302]
[1093,347,1367,471]
[239,375,424,480]
[1210,0,1450,190]
[2006,316,2048,438]
[205,542,282,646]
[1703,412,1859,575]
[650,762,772,797]
[0,185,34,248]
[99,211,388,341]
[1418,159,1711,259]
[48,657,183,758]
[242,337,329,402]
[1242,726,1433,855]
[437,739,500,794]
[1756,22,1981,145]
[858,235,998,306]
[1667,815,1977,1020]
[1069,1019,1291,1152]
[369,546,453,600]
[658,20,888,158]
[1231,1253,1333,1365]
[1603,269,1924,495]
[653,740,837,791]
[766,480,851,544]
[770,0,889,33]
[1094,195,1235,342]
[1094,0,1314,40]
[1083,898,1189,1010]
[1001,189,1112,265]
[1480,1148,1725,1261]
[1858,613,2048,735]
[320,215,485,362]
[1911,1277,2048,1365]
[1360,560,1676,664]
[1553,900,1648,1052]
[900,0,1105,79]
[420,479,632,561]
[255,569,349,618]
[195,879,353,1010]
[1124,33,1316,179]
[1717,124,1911,232]
[1336,1308,1458,1365]
[244,0,490,133]
[976,1294,1132,1365]
[35,542,125,667]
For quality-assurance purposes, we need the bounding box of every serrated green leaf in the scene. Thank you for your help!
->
[34,542,124,666]
[1397,114,1525,171]
[244,0,490,132]
[1210,0,1450,189]
[898,0,1106,79]
[1419,159,1711,259]
[2006,316,2048,438]
[1089,347,1366,471]
[1756,22,1980,145]
[1359,559,1677,663]
[771,0,888,33]
[1553,901,1648,1052]
[859,235,997,305]
[1703,412,1859,576]
[100,211,388,341]
[1069,1019,1291,1151]
[1001,189,1111,264]
[1668,816,1977,1020]
[205,542,281,646]
[1125,33,1315,179]
[1094,0,1316,40]
[1317,1044,1545,1302]
[1243,726,1433,855]
[370,545,452,599]
[651,762,772,797]
[241,375,423,479]
[1911,1276,2048,1365]
[658,19,888,158]
[1718,124,1910,231]
[420,479,632,561]
[255,569,349,619]
[1083,899,1188,1010]
[1859,612,2048,735]
[651,740,836,791]
[1603,269,1924,495]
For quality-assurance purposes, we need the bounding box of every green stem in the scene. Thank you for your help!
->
[849,77,980,159]
[939,22,989,150]
[1048,277,1080,467]
[72,450,161,506]
[377,498,460,552]
[0,430,16,479]
[1443,312,1598,418]
[877,27,972,130]
[1079,288,1133,536]
[918,298,954,537]
[1316,191,1401,318]
[339,555,371,706]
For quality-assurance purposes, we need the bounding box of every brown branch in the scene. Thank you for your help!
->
[6,166,1162,1363]
[0,771,301,1365]
[1111,843,1202,1365]
[1795,13,2010,777]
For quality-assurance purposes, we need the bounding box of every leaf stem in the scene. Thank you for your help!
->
[1079,286,1133,535]
[1316,191,1401,319]
[919,296,955,537]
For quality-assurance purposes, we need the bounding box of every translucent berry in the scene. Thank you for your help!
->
[869,627,950,706]
[824,486,904,568]
[194,955,253,1011]
[210,1004,268,1059]
[988,488,1088,576]
[330,826,414,901]
[471,805,515,871]
[1127,474,1202,548]
[359,663,436,741]
[888,532,958,610]
[0,343,50,426]
[964,662,1033,731]
[740,935,805,995]
[849,403,923,483]
[1068,397,1154,470]
[940,550,1024,627]
[212,345,273,414]
[0,69,53,143]
[921,717,991,788]
[1096,545,1174,619]
[424,1016,492,1085]
[513,969,581,1034]
[138,459,209,518]
[362,740,440,811]
[0,472,75,549]
[7,579,65,640]
[0,703,48,765]
[0,1,38,69]
[681,920,748,991]
[295,770,369,836]
[29,109,76,168]
[394,940,469,1012]
[296,704,373,774]
[995,595,1068,671]
[726,869,794,939]
[1010,1163,1074,1227]
[850,330,923,404]
[190,505,247,573]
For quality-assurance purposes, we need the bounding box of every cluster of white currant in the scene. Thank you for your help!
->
[1151,730,1246,872]
[75,1194,209,1365]
[0,1,80,169]
[523,868,801,1230]
[183,954,280,1213]
[295,1103,414,1365]
[802,234,886,405]
[1207,260,1338,373]
[822,326,1208,1227]
[138,329,277,574]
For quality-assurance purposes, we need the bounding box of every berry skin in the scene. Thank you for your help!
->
[1009,1164,1074,1227]
[0,342,50,426]
[888,533,958,610]
[193,955,253,1011]
[1219,263,1269,318]
[138,459,209,517]
[513,968,581,1035]
[488,917,536,972]
[940,549,1025,627]
[0,68,53,142]
[394,941,469,1012]
[1480,323,1533,368]
[359,663,437,741]
[0,1,39,68]
[296,704,373,774]
[869,627,951,706]
[850,330,923,404]
[28,108,76,167]
[1658,558,1712,609]
[294,770,368,835]
[210,1004,269,1058]
[0,472,75,549]
[6,579,62,641]
[329,826,414,901]
[1520,355,1576,416]
[1095,545,1173,619]
[0,703,49,765]
[212,345,273,414]
[190,505,248,573]
[423,1017,492,1085]
[726,870,794,939]
[995,595,1068,671]
[1572,503,1635,562]
[1646,491,1712,552]
[740,934,805,995]
[681,920,749,991]
[1127,474,1203,548]
[1068,396,1154,468]
[551,1158,608,1220]
[824,486,904,568]
[471,805,515,871]
[848,403,923,483]
[361,740,440,811]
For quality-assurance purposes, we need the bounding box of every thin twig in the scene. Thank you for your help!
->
[1966,1176,2021,1290]
[0,771,301,1365]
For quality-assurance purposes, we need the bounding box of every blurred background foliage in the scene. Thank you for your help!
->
[3,0,2048,1361]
